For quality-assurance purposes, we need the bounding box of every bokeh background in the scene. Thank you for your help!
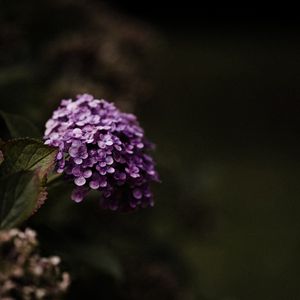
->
[1,2,300,299]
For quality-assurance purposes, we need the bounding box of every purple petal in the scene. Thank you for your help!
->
[74,177,86,186]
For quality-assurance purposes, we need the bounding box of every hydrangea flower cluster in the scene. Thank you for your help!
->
[44,94,158,211]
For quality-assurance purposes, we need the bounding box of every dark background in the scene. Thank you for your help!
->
[1,1,300,299]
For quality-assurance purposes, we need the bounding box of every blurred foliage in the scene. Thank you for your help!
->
[0,110,40,138]
[1,1,300,300]
[0,0,159,124]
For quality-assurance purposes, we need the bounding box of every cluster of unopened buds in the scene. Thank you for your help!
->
[0,228,70,300]
[44,94,159,211]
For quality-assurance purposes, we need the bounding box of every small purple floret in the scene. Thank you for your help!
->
[44,94,159,211]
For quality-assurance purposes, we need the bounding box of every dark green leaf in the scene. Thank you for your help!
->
[0,139,56,228]
[0,110,40,139]
[0,138,58,180]
[0,171,42,229]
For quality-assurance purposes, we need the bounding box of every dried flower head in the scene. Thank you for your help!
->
[44,94,159,211]
[0,228,70,300]
[0,150,3,165]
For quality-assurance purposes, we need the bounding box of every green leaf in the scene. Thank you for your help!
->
[0,138,58,180]
[0,171,42,229]
[0,110,40,139]
[0,139,57,228]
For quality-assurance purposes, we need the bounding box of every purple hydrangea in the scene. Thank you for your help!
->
[44,94,159,211]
